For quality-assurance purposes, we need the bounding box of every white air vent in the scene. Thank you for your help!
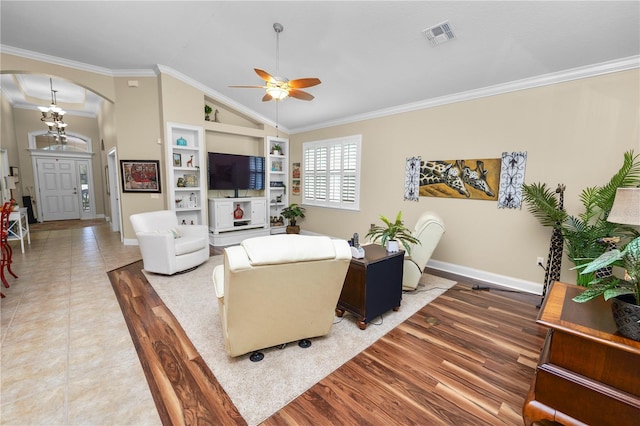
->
[422,21,455,46]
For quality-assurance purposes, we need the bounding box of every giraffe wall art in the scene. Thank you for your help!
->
[419,158,501,200]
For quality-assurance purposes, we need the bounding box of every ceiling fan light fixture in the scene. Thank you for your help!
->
[229,22,320,103]
[266,86,289,101]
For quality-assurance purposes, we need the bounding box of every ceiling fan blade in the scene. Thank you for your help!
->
[262,93,273,102]
[288,78,321,89]
[288,89,314,101]
[228,85,267,88]
[254,68,275,82]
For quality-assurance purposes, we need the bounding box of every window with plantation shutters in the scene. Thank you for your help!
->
[303,135,361,210]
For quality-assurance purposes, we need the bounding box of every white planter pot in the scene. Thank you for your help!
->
[386,240,400,252]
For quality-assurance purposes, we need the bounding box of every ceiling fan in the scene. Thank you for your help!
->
[230,23,321,102]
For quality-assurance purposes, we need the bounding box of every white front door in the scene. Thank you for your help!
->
[36,157,81,221]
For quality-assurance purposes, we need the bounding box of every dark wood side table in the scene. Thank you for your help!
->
[523,281,640,425]
[335,244,404,330]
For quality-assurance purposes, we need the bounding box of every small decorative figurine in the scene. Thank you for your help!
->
[186,155,194,168]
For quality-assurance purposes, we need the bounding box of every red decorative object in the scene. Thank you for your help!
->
[1,202,19,297]
[234,204,244,219]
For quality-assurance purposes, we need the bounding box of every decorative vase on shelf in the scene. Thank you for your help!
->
[234,204,244,219]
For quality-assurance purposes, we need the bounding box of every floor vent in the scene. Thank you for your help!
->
[422,21,455,46]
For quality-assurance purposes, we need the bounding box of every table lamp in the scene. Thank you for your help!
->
[4,176,18,201]
[608,188,640,226]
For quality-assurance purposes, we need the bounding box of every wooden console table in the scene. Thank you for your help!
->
[523,281,640,425]
[335,244,404,330]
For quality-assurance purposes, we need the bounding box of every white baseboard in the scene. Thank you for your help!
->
[305,232,543,295]
[427,259,543,295]
[123,238,138,246]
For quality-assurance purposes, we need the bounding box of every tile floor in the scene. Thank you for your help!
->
[1,222,161,425]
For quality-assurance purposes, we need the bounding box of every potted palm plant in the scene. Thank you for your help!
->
[281,203,305,234]
[523,150,640,284]
[366,211,420,254]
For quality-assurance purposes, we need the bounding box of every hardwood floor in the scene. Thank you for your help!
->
[108,260,547,425]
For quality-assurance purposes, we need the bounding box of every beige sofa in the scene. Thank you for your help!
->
[402,212,446,291]
[213,234,351,359]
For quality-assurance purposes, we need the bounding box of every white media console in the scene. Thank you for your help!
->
[208,197,270,246]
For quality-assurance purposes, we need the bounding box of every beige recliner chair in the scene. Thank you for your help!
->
[130,210,209,275]
[213,234,351,361]
[402,212,446,291]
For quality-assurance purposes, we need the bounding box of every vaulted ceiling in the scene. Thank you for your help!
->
[1,1,638,132]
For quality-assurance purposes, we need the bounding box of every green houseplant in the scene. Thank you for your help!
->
[365,211,420,254]
[573,236,640,304]
[281,203,305,234]
[572,235,640,341]
[522,150,640,285]
[204,104,212,121]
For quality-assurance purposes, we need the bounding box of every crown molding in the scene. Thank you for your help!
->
[1,45,113,76]
[1,45,155,78]
[289,55,640,134]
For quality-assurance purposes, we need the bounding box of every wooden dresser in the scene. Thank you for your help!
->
[523,281,640,425]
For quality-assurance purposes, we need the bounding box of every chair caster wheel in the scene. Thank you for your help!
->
[298,339,311,348]
[249,351,264,362]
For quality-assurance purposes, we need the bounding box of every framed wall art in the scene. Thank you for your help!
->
[173,153,182,167]
[120,160,161,193]
[419,158,500,201]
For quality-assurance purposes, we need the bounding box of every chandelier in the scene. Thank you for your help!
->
[38,78,68,142]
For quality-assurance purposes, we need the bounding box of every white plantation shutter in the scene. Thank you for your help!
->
[303,135,361,210]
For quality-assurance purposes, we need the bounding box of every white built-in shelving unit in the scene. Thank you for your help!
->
[266,136,289,234]
[165,122,207,226]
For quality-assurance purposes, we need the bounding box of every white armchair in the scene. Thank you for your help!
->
[213,234,351,360]
[402,212,446,291]
[130,210,209,275]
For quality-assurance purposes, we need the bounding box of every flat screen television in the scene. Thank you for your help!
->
[207,152,265,197]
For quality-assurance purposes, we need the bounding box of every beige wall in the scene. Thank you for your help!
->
[97,96,117,220]
[0,93,19,202]
[291,69,640,290]
[113,76,164,238]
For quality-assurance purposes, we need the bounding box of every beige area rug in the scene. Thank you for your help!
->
[144,256,456,426]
